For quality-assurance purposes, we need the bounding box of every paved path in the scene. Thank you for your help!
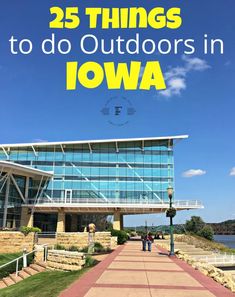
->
[60,241,234,297]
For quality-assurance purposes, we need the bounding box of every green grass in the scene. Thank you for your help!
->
[0,253,22,267]
[0,268,90,297]
[0,253,34,279]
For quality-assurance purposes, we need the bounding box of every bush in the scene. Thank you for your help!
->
[94,242,105,253]
[78,243,111,254]
[185,216,205,234]
[80,246,88,253]
[84,256,98,267]
[67,245,79,251]
[111,229,128,245]
[197,225,214,241]
[130,231,138,237]
[54,244,65,250]
[20,226,41,235]
[184,216,214,241]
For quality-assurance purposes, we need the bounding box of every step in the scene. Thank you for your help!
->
[23,267,39,276]
[30,264,45,272]
[9,273,24,283]
[184,251,212,255]
[182,246,204,249]
[18,270,31,279]
[35,261,47,269]
[3,277,15,287]
[0,280,7,289]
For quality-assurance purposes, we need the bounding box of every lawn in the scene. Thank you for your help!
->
[0,252,34,279]
[0,268,90,297]
[0,253,22,267]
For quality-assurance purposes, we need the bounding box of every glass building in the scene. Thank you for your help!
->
[0,136,203,232]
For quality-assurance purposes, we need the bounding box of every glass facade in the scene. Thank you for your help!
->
[0,175,23,228]
[0,139,174,205]
[0,172,48,228]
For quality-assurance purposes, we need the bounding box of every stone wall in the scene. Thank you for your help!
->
[0,232,34,254]
[111,236,118,249]
[34,244,45,263]
[56,232,115,249]
[46,250,85,271]
[157,239,235,292]
[176,250,235,292]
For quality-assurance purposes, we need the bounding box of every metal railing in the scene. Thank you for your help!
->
[0,244,49,277]
[27,197,203,208]
[173,200,203,208]
[199,253,235,266]
[36,232,56,239]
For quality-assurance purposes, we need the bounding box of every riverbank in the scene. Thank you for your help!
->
[157,234,235,292]
[175,234,235,254]
[214,235,235,249]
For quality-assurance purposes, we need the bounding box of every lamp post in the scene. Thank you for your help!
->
[167,186,175,256]
[145,220,148,235]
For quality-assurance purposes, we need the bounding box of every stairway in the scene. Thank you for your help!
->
[0,262,47,289]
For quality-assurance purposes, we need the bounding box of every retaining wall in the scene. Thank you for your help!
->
[56,232,115,249]
[47,250,85,271]
[0,232,34,253]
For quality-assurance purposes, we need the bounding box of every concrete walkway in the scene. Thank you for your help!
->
[60,241,234,297]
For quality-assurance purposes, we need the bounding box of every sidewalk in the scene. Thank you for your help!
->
[60,241,234,297]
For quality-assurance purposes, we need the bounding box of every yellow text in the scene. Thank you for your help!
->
[66,61,166,91]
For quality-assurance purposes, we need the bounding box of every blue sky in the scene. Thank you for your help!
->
[0,1,235,226]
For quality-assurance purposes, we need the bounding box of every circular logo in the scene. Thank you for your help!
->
[101,96,136,126]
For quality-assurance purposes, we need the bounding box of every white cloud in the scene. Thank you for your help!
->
[182,169,206,178]
[229,167,235,176]
[32,138,48,143]
[182,55,210,71]
[159,55,210,98]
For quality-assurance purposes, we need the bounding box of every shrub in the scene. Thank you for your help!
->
[94,242,105,253]
[20,226,41,235]
[111,229,128,245]
[78,243,111,254]
[54,244,65,250]
[197,225,214,241]
[130,231,138,237]
[67,245,79,251]
[80,246,88,253]
[84,255,98,267]
[185,216,205,234]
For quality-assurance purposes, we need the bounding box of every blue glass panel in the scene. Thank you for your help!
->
[2,140,175,204]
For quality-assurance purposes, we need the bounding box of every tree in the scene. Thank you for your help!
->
[185,216,205,234]
[197,225,214,241]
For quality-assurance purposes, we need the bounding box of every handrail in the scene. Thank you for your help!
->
[26,198,203,207]
[198,253,235,265]
[0,243,51,277]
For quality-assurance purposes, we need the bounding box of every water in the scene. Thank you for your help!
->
[214,235,235,249]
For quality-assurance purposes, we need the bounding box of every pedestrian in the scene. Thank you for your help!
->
[146,232,154,252]
[141,234,147,251]
[88,222,96,244]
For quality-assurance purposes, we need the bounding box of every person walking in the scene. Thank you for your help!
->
[146,232,154,252]
[87,222,96,254]
[141,234,147,251]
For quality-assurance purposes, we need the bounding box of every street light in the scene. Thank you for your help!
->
[167,186,175,256]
